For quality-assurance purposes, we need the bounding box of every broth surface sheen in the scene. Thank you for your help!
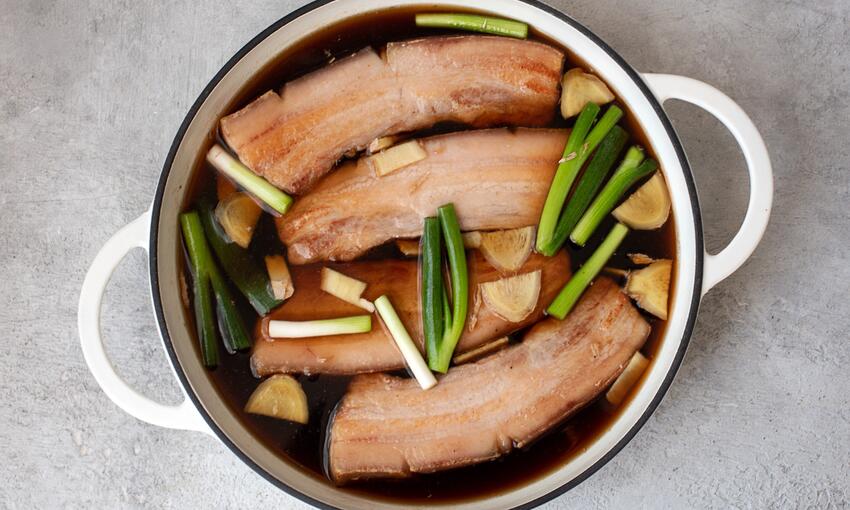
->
[181,6,676,504]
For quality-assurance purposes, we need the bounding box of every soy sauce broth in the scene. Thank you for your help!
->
[181,6,677,505]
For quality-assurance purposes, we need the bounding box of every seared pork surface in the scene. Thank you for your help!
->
[327,278,649,482]
[251,251,570,376]
[220,36,564,194]
[279,128,568,264]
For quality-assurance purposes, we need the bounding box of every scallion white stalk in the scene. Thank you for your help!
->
[374,295,438,390]
[320,267,376,312]
[268,316,371,338]
[207,145,293,215]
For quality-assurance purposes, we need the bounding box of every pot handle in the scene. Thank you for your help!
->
[642,73,773,295]
[78,211,211,434]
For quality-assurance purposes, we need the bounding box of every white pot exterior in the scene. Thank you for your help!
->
[78,1,772,508]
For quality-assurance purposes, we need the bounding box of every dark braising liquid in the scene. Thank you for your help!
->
[182,6,677,504]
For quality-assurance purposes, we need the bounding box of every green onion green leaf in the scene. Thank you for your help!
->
[547,222,630,319]
[541,125,629,255]
[421,217,444,367]
[415,13,528,39]
[199,193,283,315]
[537,104,623,253]
[571,150,657,246]
[430,203,469,373]
[180,211,220,368]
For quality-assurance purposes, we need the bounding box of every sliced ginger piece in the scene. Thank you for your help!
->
[628,253,656,265]
[215,192,263,248]
[613,172,671,230]
[462,231,482,249]
[395,238,421,257]
[321,267,375,312]
[625,259,672,320]
[367,135,401,155]
[245,374,309,424]
[560,68,616,119]
[265,255,294,301]
[367,140,427,176]
[479,270,541,323]
[606,351,650,406]
[478,226,534,273]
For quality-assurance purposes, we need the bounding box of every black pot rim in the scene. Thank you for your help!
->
[149,1,704,508]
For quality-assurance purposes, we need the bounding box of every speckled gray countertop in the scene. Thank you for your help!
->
[2,0,848,508]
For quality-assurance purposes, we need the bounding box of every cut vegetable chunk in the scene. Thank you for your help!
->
[537,104,623,253]
[431,203,469,373]
[181,210,251,359]
[180,212,219,368]
[480,270,541,323]
[375,295,437,390]
[463,231,483,249]
[612,172,671,229]
[199,195,283,315]
[548,222,629,319]
[215,192,263,248]
[560,68,616,119]
[543,125,628,256]
[478,226,535,273]
[245,374,309,424]
[367,140,427,176]
[571,149,657,247]
[207,145,293,215]
[321,267,366,300]
[268,316,372,338]
[625,259,672,320]
[628,253,655,265]
[367,135,402,155]
[395,238,421,256]
[415,13,528,39]
[321,267,375,312]
[421,217,444,373]
[265,255,294,301]
[536,103,599,253]
[210,270,252,354]
[606,351,649,406]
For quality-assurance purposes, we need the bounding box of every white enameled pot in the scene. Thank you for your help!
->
[77,1,772,508]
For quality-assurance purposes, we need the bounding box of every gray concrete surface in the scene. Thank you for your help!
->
[1,0,848,508]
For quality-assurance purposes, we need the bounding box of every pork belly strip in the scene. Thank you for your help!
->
[220,36,564,194]
[328,278,650,483]
[251,251,570,376]
[279,128,568,264]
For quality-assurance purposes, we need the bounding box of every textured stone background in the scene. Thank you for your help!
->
[2,0,848,508]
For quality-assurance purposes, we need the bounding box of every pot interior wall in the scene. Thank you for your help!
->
[152,1,701,508]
